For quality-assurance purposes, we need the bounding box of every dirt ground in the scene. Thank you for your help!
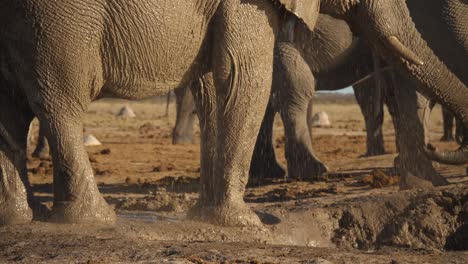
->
[1,94,467,263]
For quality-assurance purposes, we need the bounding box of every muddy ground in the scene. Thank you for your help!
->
[1,94,467,263]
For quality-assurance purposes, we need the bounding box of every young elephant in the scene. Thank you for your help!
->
[251,16,378,180]
[0,0,321,227]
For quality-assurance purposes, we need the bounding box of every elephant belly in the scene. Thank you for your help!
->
[100,0,214,99]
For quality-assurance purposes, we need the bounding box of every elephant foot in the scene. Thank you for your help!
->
[399,173,435,190]
[0,198,33,226]
[394,155,449,189]
[50,196,115,224]
[188,200,262,227]
[288,159,329,181]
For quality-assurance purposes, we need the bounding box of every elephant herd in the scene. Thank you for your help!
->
[0,0,466,227]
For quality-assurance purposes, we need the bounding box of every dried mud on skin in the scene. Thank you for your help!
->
[4,98,467,263]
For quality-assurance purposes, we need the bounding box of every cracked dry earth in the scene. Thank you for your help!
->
[1,95,467,263]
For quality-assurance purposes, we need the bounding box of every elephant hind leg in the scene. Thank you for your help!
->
[37,111,115,224]
[0,95,38,225]
[27,53,115,224]
[189,1,277,226]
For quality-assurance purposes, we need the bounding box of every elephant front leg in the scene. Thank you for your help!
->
[0,151,33,226]
[281,99,328,180]
[275,44,327,180]
[0,98,37,225]
[41,115,115,224]
[249,101,285,182]
[391,74,448,189]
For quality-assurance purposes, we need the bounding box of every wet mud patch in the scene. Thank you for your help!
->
[112,190,196,213]
[327,187,468,250]
[245,184,340,203]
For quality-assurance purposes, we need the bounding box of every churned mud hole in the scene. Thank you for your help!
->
[2,96,467,263]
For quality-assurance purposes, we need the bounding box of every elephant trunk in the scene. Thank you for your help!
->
[354,0,468,165]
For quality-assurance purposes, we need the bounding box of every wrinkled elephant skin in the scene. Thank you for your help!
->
[0,0,319,226]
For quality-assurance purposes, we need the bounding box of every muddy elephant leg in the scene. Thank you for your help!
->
[31,122,50,159]
[172,86,197,145]
[275,44,327,180]
[0,96,37,225]
[249,100,285,181]
[37,111,115,223]
[187,74,217,214]
[391,73,448,189]
[190,3,277,226]
[441,107,455,142]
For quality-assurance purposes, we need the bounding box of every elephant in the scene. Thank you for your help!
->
[255,0,468,186]
[0,0,467,228]
[173,0,467,184]
[251,16,385,180]
[0,0,323,227]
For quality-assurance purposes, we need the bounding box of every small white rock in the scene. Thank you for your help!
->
[84,135,102,146]
[117,105,136,118]
[310,112,331,127]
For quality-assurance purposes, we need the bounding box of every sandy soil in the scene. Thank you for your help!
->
[1,94,466,263]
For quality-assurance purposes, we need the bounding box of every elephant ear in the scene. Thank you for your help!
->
[276,0,320,31]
